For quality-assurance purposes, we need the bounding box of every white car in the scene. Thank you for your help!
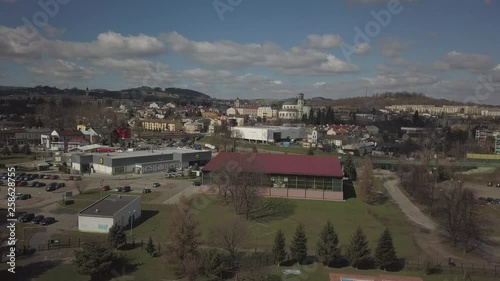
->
[15,193,24,199]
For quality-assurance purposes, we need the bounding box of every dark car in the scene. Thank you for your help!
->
[50,175,59,180]
[20,194,32,200]
[486,197,495,204]
[152,183,161,188]
[32,215,44,224]
[29,181,39,187]
[40,217,55,226]
[19,213,35,222]
[143,188,151,194]
[36,182,46,187]
[123,186,131,192]
[193,181,202,186]
[46,186,57,192]
[57,182,65,188]
[102,185,110,191]
[115,187,123,192]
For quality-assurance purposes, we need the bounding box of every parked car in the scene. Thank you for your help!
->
[43,175,50,179]
[496,183,500,188]
[19,213,35,222]
[28,181,39,187]
[4,194,11,200]
[36,182,46,187]
[193,181,202,186]
[57,182,65,188]
[46,186,57,192]
[40,217,55,226]
[486,197,495,204]
[19,194,32,200]
[123,186,131,192]
[15,193,24,199]
[152,183,161,188]
[487,182,493,186]
[102,185,110,191]
[68,176,74,180]
[115,187,123,192]
[32,215,44,224]
[50,175,59,180]
[143,188,151,194]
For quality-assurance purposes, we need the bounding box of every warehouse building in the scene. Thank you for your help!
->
[70,148,212,175]
[202,152,345,201]
[78,195,141,233]
[230,126,305,144]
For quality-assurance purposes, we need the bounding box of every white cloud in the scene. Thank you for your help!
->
[432,51,494,73]
[0,25,44,62]
[93,58,177,86]
[305,34,343,49]
[362,72,439,89]
[353,42,372,55]
[270,80,283,85]
[380,38,412,58]
[313,82,326,88]
[41,25,66,38]
[164,32,358,75]
[27,59,97,80]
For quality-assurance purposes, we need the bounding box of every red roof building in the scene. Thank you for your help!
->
[202,152,345,201]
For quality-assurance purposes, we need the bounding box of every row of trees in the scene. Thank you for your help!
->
[272,222,400,271]
[1,144,31,155]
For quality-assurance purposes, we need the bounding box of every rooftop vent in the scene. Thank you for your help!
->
[95,209,99,213]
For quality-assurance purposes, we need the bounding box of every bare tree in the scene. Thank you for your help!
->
[235,253,273,281]
[209,218,249,258]
[165,196,201,277]
[73,180,88,195]
[358,157,376,204]
[230,128,244,152]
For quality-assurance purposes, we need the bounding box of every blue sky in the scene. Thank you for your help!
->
[0,0,499,104]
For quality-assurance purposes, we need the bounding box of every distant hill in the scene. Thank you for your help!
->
[164,88,211,100]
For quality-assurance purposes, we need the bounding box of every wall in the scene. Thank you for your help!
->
[201,185,344,201]
[113,197,142,228]
[78,216,114,233]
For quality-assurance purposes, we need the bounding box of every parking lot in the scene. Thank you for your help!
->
[0,170,201,247]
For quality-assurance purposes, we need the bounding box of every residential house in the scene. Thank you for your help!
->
[0,130,16,146]
[148,102,160,109]
[184,121,203,133]
[15,128,52,145]
[307,129,325,144]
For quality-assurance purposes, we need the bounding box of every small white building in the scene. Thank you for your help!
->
[78,195,141,233]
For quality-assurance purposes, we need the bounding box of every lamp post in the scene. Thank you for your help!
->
[129,210,136,236]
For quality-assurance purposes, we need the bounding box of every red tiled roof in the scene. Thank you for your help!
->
[203,152,343,177]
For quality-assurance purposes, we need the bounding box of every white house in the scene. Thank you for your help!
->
[78,195,141,233]
[148,102,160,109]
[307,129,325,144]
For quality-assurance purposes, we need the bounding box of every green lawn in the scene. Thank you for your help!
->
[73,188,161,202]
[0,153,39,165]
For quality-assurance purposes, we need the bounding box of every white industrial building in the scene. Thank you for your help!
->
[231,126,305,143]
[78,195,141,233]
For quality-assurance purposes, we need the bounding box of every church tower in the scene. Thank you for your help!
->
[235,98,240,108]
[297,93,305,118]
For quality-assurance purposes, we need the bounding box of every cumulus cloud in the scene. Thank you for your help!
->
[305,34,344,49]
[432,51,494,73]
[93,58,177,86]
[27,59,97,80]
[164,32,359,75]
[353,42,372,55]
[380,38,413,58]
[0,25,44,62]
[41,25,66,38]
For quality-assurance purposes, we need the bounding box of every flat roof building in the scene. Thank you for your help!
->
[78,195,141,233]
[71,148,212,175]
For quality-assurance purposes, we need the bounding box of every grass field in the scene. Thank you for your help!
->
[0,154,38,165]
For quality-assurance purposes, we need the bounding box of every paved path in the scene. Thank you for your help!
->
[384,179,437,231]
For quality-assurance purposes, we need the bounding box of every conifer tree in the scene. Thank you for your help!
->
[145,236,155,256]
[272,230,287,266]
[346,227,372,269]
[290,224,308,264]
[107,224,126,249]
[316,220,341,266]
[344,156,357,181]
[375,228,399,271]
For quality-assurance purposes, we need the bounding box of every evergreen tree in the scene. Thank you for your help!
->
[316,220,341,266]
[346,227,372,269]
[145,236,156,256]
[272,230,287,266]
[107,224,126,249]
[375,229,399,271]
[192,163,200,171]
[73,241,120,280]
[308,108,314,124]
[203,250,225,281]
[11,143,19,154]
[344,156,357,181]
[290,224,308,264]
